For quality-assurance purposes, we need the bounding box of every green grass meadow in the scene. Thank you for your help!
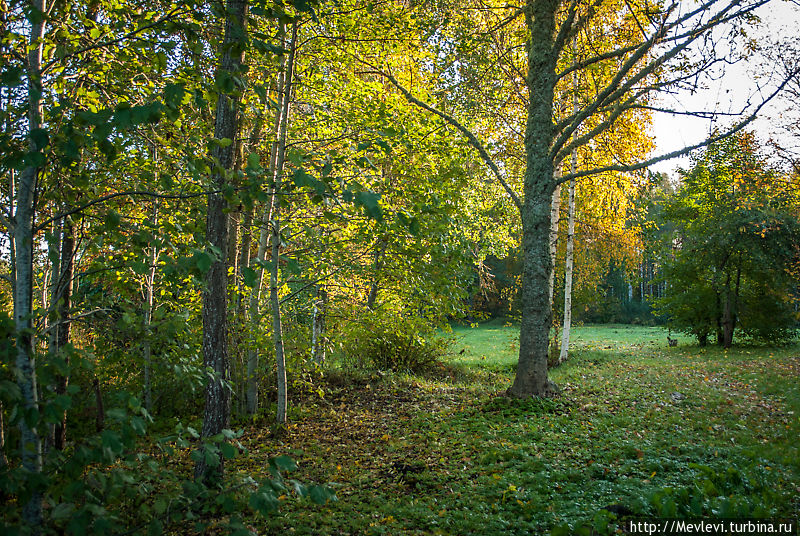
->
[250,323,799,535]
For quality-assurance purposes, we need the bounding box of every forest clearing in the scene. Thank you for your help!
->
[2,0,800,533]
[219,324,800,534]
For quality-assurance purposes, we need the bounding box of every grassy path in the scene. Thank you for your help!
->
[242,324,799,535]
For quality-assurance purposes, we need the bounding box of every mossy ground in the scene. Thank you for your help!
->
[231,324,799,535]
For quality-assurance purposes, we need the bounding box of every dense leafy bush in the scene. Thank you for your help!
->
[337,310,452,373]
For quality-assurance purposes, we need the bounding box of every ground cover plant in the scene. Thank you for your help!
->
[223,324,800,535]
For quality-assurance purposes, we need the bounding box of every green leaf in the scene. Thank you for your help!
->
[242,266,259,288]
[101,430,123,454]
[409,217,420,236]
[204,447,220,468]
[308,485,335,505]
[0,65,24,87]
[153,499,167,515]
[249,490,279,515]
[217,137,233,148]
[292,168,326,194]
[220,442,237,460]
[29,128,49,149]
[355,191,383,221]
[194,251,213,273]
[105,211,121,230]
[246,152,262,170]
[272,455,297,472]
[51,502,76,521]
[148,519,163,536]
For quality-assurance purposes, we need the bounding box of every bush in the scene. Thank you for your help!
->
[338,310,452,373]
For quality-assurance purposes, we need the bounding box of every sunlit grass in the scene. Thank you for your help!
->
[254,324,800,535]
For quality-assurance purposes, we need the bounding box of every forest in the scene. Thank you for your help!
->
[1,0,799,534]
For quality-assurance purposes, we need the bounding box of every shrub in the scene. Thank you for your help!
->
[338,310,451,373]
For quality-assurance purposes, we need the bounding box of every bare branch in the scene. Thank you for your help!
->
[557,75,793,184]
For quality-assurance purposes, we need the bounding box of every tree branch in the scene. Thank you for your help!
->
[35,189,215,232]
[42,8,189,75]
[359,60,522,211]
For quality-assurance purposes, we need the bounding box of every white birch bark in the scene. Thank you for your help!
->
[14,0,46,526]
[558,173,576,365]
[272,20,298,425]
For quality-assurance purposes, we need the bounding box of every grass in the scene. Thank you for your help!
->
[237,323,799,535]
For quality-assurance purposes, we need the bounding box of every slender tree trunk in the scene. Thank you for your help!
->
[237,206,253,317]
[547,166,562,305]
[558,176,576,364]
[13,0,46,526]
[245,197,272,416]
[0,401,7,470]
[366,240,387,309]
[509,0,558,398]
[195,0,248,484]
[143,200,159,413]
[272,20,298,426]
[44,214,62,453]
[93,378,104,432]
[311,287,327,366]
[244,23,292,417]
[53,216,75,450]
[547,166,562,361]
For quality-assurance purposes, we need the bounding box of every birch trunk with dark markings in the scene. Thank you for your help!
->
[272,20,298,426]
[12,0,46,527]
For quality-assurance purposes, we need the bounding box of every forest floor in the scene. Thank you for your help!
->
[233,323,800,535]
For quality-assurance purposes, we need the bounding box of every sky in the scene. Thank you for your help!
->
[649,0,800,176]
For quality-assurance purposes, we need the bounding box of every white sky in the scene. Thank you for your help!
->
[649,0,800,176]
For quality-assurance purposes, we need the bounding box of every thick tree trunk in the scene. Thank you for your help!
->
[513,191,557,397]
[195,0,248,484]
[558,175,576,365]
[14,0,46,526]
[509,0,559,398]
[721,265,742,349]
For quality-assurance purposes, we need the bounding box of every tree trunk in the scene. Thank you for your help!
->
[245,197,272,416]
[721,265,742,349]
[558,175,576,365]
[245,33,290,417]
[509,0,558,398]
[53,215,75,450]
[143,200,159,413]
[237,205,253,317]
[312,287,328,366]
[366,240,388,309]
[13,0,46,526]
[195,0,248,484]
[0,401,7,471]
[272,20,299,426]
[547,167,562,305]
[547,167,562,361]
